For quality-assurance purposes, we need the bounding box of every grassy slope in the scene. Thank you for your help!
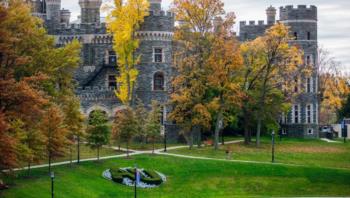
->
[169,138,350,169]
[2,154,350,198]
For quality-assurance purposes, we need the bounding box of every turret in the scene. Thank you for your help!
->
[60,8,70,26]
[266,6,276,25]
[79,0,102,24]
[46,0,61,22]
[149,0,161,11]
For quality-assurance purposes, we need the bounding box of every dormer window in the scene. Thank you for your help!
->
[153,48,163,63]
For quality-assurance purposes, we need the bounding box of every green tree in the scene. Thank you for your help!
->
[113,108,138,157]
[338,94,350,121]
[146,100,162,153]
[86,110,110,161]
[62,96,85,165]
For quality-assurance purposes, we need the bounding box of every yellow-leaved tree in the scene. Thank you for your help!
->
[106,0,149,106]
[240,23,305,147]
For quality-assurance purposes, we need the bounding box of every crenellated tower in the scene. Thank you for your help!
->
[79,0,102,24]
[45,0,61,22]
[279,5,319,138]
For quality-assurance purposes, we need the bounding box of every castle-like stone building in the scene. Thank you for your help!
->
[29,0,319,138]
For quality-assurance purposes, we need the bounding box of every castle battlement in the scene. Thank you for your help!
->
[240,20,267,27]
[280,5,317,21]
[280,5,317,11]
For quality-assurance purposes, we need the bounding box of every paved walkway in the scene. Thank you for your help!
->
[9,140,242,172]
[9,139,349,172]
[320,138,341,143]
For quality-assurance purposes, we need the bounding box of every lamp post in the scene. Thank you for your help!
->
[163,125,167,152]
[134,164,139,198]
[50,172,54,198]
[271,130,275,163]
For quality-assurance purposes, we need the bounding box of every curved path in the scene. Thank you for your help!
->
[9,140,349,172]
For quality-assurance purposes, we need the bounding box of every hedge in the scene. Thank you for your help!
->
[110,168,163,186]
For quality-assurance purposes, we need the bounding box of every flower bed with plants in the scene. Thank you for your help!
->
[102,167,166,188]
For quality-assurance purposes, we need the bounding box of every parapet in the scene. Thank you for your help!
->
[148,9,175,18]
[280,5,317,21]
[239,20,268,27]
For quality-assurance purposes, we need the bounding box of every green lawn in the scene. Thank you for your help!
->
[169,138,350,169]
[1,154,350,197]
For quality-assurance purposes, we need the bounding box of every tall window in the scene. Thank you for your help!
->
[294,77,299,93]
[294,32,298,40]
[153,72,164,91]
[306,104,312,123]
[306,55,313,65]
[306,77,312,93]
[294,105,299,124]
[153,48,163,63]
[108,51,117,65]
[108,75,117,88]
[307,32,311,40]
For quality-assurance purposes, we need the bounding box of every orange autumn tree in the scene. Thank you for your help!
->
[41,106,69,173]
[317,48,350,124]
[0,0,81,173]
[206,15,243,150]
[170,0,227,149]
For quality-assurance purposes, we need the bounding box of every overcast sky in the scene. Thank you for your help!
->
[62,0,350,71]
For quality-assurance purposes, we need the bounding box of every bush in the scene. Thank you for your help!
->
[110,167,163,186]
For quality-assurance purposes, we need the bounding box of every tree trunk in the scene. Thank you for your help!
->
[221,130,225,145]
[48,153,52,173]
[256,118,262,147]
[69,146,73,167]
[126,142,129,158]
[243,106,251,145]
[189,128,193,150]
[214,110,223,150]
[97,147,100,161]
[27,162,31,176]
[152,140,155,154]
[77,135,80,164]
[197,128,202,148]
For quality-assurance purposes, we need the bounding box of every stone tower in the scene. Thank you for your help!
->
[279,5,319,138]
[266,6,276,25]
[79,0,102,24]
[135,0,174,122]
[45,0,60,22]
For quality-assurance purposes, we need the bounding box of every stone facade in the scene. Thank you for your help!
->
[29,0,174,123]
[30,0,319,139]
[239,5,319,138]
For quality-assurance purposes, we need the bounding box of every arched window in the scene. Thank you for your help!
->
[153,72,165,91]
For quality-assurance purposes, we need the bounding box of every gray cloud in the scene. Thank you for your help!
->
[62,0,350,71]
